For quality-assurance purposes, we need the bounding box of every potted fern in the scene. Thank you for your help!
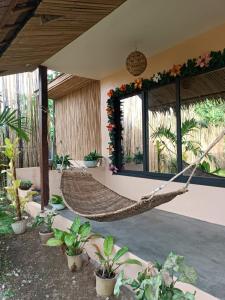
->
[93,235,142,297]
[2,138,36,234]
[114,252,197,300]
[84,150,102,168]
[50,194,65,211]
[47,217,96,271]
[33,211,57,244]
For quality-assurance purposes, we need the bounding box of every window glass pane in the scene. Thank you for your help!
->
[122,95,143,171]
[148,83,177,173]
[181,68,225,178]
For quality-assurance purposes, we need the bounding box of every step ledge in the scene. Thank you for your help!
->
[26,201,217,300]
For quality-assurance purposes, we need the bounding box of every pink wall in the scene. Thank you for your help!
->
[97,23,225,226]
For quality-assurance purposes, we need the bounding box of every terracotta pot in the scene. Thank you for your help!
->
[95,272,116,297]
[39,231,54,244]
[11,219,27,235]
[84,160,98,168]
[66,253,83,272]
[18,188,31,199]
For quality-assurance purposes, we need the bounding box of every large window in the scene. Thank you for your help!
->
[118,68,225,187]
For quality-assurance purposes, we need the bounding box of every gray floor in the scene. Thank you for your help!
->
[59,208,225,299]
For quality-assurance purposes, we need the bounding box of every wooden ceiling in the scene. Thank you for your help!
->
[148,68,225,111]
[48,73,98,99]
[0,0,126,75]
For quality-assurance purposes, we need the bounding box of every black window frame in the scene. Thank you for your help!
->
[115,72,225,188]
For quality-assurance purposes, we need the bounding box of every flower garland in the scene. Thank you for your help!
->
[106,49,225,173]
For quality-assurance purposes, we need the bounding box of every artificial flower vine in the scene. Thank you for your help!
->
[106,49,225,173]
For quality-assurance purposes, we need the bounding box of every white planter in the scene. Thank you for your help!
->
[39,231,54,244]
[18,188,31,199]
[84,161,98,168]
[11,219,27,235]
[95,272,116,297]
[51,203,65,211]
[66,253,83,272]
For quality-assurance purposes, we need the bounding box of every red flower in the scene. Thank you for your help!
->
[120,84,126,92]
[170,64,182,77]
[196,52,211,68]
[106,123,115,131]
[107,89,114,98]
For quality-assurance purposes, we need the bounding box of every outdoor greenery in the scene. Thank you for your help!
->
[114,252,197,300]
[50,194,64,205]
[53,154,71,169]
[47,217,96,256]
[84,150,102,161]
[93,235,142,279]
[0,107,29,142]
[151,117,219,174]
[33,211,57,233]
[19,180,32,190]
[1,139,35,221]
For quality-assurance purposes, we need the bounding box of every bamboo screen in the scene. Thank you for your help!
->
[54,81,101,160]
[0,71,40,167]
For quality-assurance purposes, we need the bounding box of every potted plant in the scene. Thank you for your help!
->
[114,252,197,300]
[53,154,71,170]
[93,235,142,297]
[19,180,32,190]
[47,217,96,271]
[32,211,57,244]
[18,179,32,198]
[83,150,102,168]
[50,194,65,211]
[2,138,36,234]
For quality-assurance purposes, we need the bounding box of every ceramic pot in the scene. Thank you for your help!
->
[11,219,27,235]
[66,253,83,271]
[51,203,65,211]
[95,272,116,297]
[39,231,54,244]
[84,161,98,168]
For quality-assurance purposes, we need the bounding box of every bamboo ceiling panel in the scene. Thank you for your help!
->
[48,73,97,99]
[0,0,126,75]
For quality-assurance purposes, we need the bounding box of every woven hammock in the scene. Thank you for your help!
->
[61,130,225,222]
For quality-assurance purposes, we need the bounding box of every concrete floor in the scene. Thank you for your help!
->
[60,208,225,299]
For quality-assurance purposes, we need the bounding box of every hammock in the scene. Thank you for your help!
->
[61,130,225,222]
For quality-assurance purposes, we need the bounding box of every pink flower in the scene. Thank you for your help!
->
[196,52,211,68]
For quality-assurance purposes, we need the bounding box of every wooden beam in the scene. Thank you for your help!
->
[39,65,49,210]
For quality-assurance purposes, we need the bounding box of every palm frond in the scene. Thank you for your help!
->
[0,107,29,141]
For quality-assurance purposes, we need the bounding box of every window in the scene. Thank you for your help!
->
[117,68,225,187]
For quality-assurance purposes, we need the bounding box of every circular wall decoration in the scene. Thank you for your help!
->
[126,50,147,76]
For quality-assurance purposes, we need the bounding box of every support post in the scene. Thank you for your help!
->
[39,65,49,210]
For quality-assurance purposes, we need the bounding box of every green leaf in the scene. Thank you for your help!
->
[163,252,184,273]
[53,228,65,241]
[79,222,91,238]
[178,264,198,285]
[47,238,63,247]
[64,233,75,247]
[119,258,142,266]
[71,217,81,233]
[113,246,128,262]
[114,271,133,297]
[103,235,114,257]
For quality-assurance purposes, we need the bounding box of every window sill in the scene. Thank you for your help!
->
[116,170,225,188]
